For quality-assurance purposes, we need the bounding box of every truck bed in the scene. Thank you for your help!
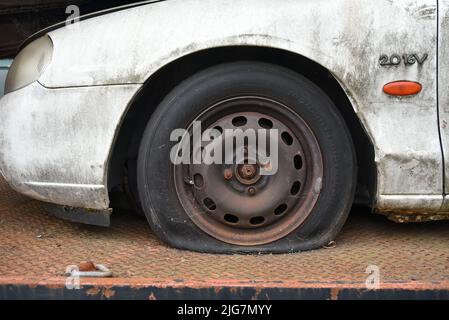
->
[0,177,448,300]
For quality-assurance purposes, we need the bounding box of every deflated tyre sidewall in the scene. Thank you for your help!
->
[137,62,356,254]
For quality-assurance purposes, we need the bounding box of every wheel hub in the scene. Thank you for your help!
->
[236,163,260,185]
[238,164,257,179]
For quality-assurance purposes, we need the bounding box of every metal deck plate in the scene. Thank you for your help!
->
[0,177,448,300]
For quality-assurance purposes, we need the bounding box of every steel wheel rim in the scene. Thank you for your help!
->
[173,96,324,246]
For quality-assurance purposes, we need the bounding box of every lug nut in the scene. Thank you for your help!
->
[223,168,233,180]
[261,161,273,173]
[248,187,257,196]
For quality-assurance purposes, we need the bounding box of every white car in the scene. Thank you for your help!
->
[0,0,447,253]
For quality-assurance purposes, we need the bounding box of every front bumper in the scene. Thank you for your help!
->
[0,81,140,209]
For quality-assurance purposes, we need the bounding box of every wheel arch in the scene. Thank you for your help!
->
[107,46,377,210]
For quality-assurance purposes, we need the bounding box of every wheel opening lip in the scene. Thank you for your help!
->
[172,95,324,246]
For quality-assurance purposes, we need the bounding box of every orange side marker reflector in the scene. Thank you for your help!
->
[383,81,422,96]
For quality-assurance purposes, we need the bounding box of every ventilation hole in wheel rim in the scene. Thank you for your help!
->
[232,116,247,127]
[203,198,217,211]
[294,155,303,170]
[258,118,273,129]
[250,216,265,225]
[194,146,205,160]
[213,126,223,134]
[275,204,288,216]
[291,181,301,195]
[194,174,204,188]
[281,132,294,146]
[224,214,239,224]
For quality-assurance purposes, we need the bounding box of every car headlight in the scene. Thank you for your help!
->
[4,35,53,94]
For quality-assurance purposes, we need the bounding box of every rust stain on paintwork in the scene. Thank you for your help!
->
[384,212,449,223]
[86,287,101,296]
[330,288,340,301]
[86,286,115,298]
[148,292,157,300]
[103,288,115,299]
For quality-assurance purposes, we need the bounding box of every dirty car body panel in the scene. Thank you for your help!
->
[0,0,447,219]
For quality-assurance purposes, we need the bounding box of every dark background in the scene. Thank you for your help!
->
[0,0,142,58]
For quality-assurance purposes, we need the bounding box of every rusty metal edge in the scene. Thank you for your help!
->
[44,203,111,227]
[1,277,448,300]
